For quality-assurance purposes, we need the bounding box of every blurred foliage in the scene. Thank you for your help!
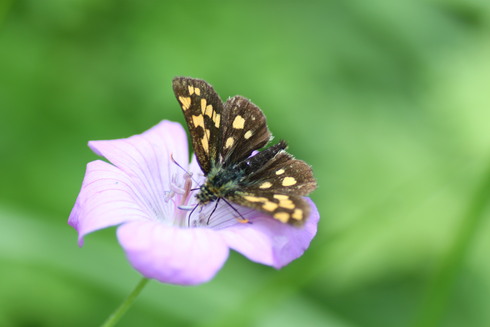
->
[1,0,490,326]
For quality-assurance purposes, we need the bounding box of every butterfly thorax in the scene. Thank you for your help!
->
[196,164,246,204]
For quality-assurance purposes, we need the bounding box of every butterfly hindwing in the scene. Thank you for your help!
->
[232,141,316,224]
[236,140,316,196]
[172,77,224,174]
[245,149,317,196]
[230,192,311,225]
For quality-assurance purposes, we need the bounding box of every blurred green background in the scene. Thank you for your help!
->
[1,0,490,326]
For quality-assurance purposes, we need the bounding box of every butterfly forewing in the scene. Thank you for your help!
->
[220,96,271,166]
[172,77,223,174]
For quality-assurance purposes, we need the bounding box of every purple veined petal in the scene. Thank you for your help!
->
[117,220,229,285]
[88,121,189,214]
[68,160,151,246]
[217,198,319,269]
[69,118,320,285]
[89,120,189,170]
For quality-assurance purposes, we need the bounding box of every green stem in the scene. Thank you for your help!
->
[101,277,150,327]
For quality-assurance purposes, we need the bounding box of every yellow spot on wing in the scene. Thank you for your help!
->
[259,181,272,189]
[205,128,210,140]
[214,114,221,128]
[279,200,295,209]
[192,115,205,129]
[225,137,234,149]
[292,209,303,220]
[243,195,268,202]
[263,201,278,211]
[274,194,289,200]
[282,177,297,186]
[204,104,213,118]
[232,115,245,129]
[274,212,290,223]
[179,96,191,110]
[201,138,208,153]
[244,130,253,139]
[275,169,285,175]
[200,98,207,113]
[194,87,201,96]
[188,85,194,95]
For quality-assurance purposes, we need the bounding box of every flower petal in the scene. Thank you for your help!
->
[69,121,191,245]
[89,120,189,173]
[93,121,191,221]
[117,220,229,285]
[218,198,319,269]
[88,121,189,218]
[68,160,151,246]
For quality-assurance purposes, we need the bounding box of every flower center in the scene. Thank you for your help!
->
[166,170,248,229]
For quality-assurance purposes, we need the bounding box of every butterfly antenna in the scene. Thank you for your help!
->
[170,153,200,185]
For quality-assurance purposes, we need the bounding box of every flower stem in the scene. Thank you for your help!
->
[101,277,150,327]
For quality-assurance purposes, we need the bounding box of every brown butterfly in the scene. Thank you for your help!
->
[173,77,316,224]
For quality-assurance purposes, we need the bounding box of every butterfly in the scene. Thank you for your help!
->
[172,77,316,225]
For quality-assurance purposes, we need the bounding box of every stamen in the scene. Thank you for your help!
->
[167,154,253,229]
[170,153,200,185]
[170,183,186,194]
[163,190,174,202]
[181,172,193,207]
[161,156,202,227]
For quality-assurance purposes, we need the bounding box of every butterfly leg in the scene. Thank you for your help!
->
[187,203,199,227]
[221,198,250,224]
[206,198,221,225]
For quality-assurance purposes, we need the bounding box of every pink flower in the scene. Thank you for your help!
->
[69,121,319,285]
